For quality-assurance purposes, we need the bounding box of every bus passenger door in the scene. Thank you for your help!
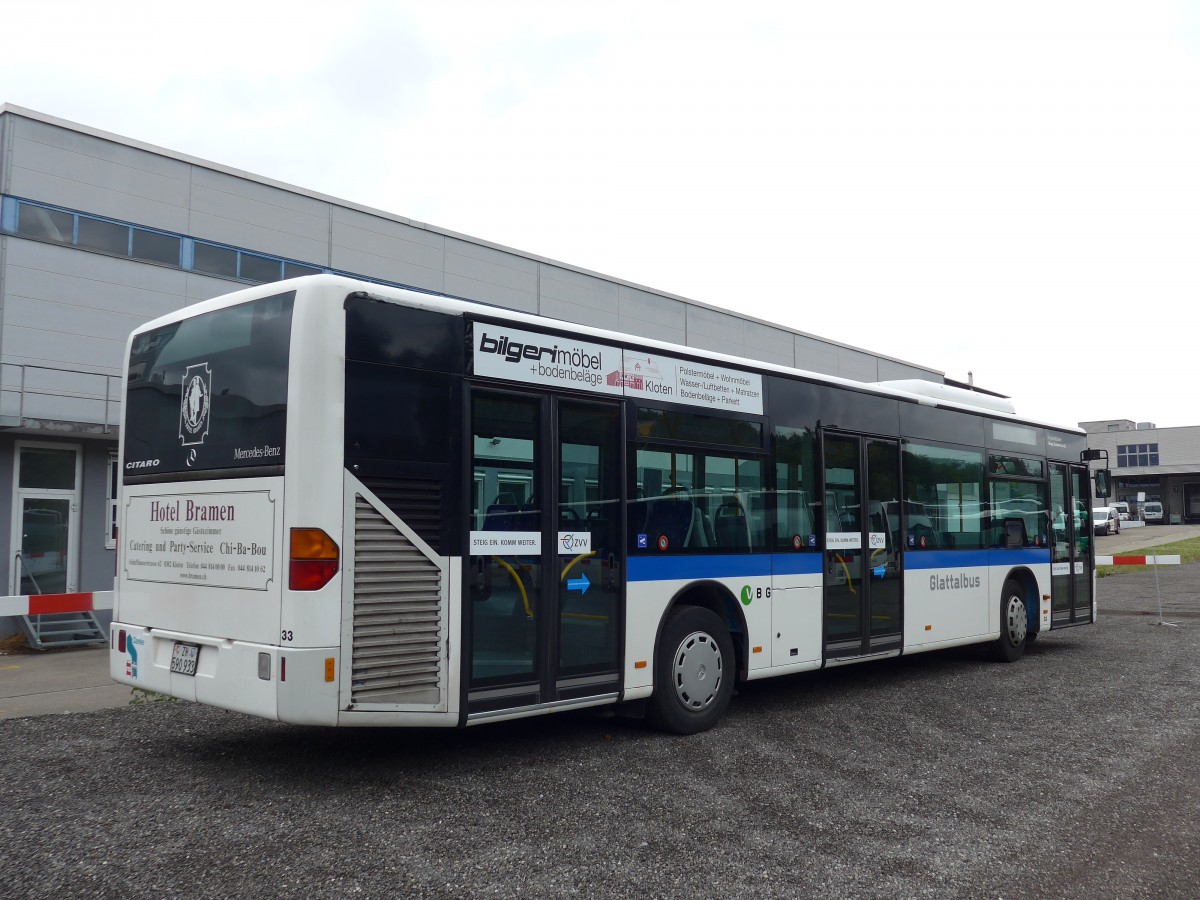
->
[822,434,903,659]
[468,390,623,716]
[1049,463,1094,627]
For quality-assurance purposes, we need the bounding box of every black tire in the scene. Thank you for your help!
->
[647,606,735,734]
[991,578,1028,662]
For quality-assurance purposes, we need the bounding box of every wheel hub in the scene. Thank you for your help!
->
[1004,595,1028,646]
[673,631,723,710]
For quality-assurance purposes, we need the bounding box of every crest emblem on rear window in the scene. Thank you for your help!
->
[179,363,212,446]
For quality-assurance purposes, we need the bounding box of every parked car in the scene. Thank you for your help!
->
[1092,506,1121,536]
[1142,501,1164,524]
[1110,501,1131,521]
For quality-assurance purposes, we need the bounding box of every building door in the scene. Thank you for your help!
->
[467,390,623,715]
[1049,463,1094,626]
[9,443,81,595]
[822,433,903,658]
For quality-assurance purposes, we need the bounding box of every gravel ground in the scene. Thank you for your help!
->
[3,569,1199,899]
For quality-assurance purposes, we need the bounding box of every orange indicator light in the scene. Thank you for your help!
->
[634,660,647,669]
[324,657,336,682]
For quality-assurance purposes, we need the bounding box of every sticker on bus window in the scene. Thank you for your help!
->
[657,535,669,551]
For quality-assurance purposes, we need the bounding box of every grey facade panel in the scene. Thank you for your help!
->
[8,118,192,233]
[2,324,125,376]
[538,264,620,330]
[686,305,746,355]
[3,241,188,357]
[184,271,250,305]
[744,321,795,368]
[189,167,331,263]
[878,359,938,382]
[444,237,538,312]
[618,285,687,344]
[793,334,840,377]
[837,348,879,382]
[331,207,444,291]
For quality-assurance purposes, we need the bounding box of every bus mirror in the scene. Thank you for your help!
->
[1094,469,1111,499]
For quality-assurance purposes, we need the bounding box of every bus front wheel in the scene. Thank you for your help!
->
[647,606,735,734]
[991,579,1028,663]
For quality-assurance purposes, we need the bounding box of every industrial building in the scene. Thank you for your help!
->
[1080,420,1200,524]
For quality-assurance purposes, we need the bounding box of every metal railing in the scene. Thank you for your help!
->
[0,363,121,432]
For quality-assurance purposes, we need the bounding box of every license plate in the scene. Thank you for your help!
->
[170,641,200,676]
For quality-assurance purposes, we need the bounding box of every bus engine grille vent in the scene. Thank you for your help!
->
[357,475,442,553]
[351,496,443,706]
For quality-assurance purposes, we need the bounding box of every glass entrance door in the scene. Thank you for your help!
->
[1050,463,1094,626]
[823,434,902,657]
[14,496,76,594]
[10,444,81,595]
[468,390,623,712]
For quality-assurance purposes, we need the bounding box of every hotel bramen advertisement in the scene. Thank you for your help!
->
[471,323,764,415]
[124,490,278,592]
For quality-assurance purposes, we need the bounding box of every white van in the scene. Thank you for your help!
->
[1092,507,1121,536]
[1142,501,1164,524]
[1110,501,1131,521]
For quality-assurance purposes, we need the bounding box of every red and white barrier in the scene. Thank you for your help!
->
[1095,555,1181,566]
[0,590,114,618]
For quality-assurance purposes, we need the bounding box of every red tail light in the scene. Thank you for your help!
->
[289,528,339,591]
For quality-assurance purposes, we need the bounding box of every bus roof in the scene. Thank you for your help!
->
[134,273,1084,436]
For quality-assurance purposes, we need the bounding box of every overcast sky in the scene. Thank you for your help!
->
[5,1,1199,429]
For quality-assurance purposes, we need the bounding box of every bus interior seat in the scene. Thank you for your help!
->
[1003,517,1027,549]
[643,495,695,550]
[482,502,517,532]
[715,497,751,550]
[910,523,939,549]
[688,504,712,549]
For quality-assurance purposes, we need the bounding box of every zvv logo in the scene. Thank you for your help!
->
[179,362,212,447]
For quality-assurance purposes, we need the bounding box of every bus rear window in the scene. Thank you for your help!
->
[123,291,294,479]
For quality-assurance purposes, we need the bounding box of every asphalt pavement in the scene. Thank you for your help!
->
[1,557,1198,898]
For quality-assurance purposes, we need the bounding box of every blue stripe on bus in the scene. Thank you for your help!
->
[627,548,1048,582]
[904,548,1050,570]
[629,554,821,581]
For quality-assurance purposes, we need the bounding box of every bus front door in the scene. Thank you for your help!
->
[822,434,903,660]
[468,390,623,717]
[1050,463,1094,627]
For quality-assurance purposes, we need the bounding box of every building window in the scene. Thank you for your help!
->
[132,228,181,266]
[1,196,320,287]
[239,252,281,284]
[1117,443,1159,467]
[194,241,239,278]
[17,204,73,243]
[78,216,130,254]
[106,453,119,550]
[284,261,322,279]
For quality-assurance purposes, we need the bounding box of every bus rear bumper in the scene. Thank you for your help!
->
[109,623,300,722]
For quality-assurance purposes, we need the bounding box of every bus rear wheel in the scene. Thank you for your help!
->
[991,579,1028,662]
[647,606,735,734]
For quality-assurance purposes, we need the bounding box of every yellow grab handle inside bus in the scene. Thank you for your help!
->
[492,556,533,618]
[559,550,596,581]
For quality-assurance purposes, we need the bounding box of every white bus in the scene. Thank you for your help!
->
[110,275,1095,733]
